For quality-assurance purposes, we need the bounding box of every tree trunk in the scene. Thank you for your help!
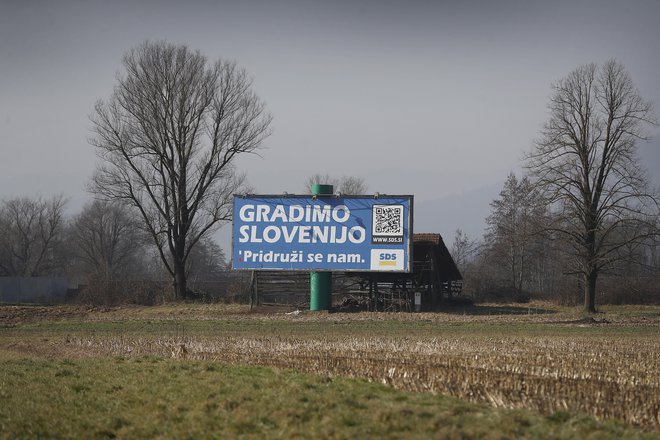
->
[584,270,598,314]
[174,258,187,300]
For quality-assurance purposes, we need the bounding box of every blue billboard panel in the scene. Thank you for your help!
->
[232,195,413,272]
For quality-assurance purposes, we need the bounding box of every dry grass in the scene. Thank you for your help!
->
[57,332,659,430]
[2,302,660,432]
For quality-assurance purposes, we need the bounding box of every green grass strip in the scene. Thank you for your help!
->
[0,356,656,440]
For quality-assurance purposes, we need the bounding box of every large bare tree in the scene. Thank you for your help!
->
[525,60,658,313]
[89,41,272,299]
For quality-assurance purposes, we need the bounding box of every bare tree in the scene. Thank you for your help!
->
[484,173,546,297]
[70,200,146,277]
[450,228,478,275]
[0,195,66,276]
[89,41,272,299]
[304,174,368,194]
[525,60,658,313]
[305,174,338,192]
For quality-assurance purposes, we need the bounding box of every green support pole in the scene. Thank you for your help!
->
[310,183,333,311]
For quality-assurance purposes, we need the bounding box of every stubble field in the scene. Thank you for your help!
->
[1,302,659,439]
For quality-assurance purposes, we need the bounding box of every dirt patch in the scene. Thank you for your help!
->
[0,305,100,326]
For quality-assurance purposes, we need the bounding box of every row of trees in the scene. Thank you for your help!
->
[454,175,659,305]
[0,196,228,302]
[452,60,659,311]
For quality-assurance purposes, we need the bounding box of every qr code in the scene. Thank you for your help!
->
[373,205,403,236]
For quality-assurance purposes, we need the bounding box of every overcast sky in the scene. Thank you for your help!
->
[1,0,659,247]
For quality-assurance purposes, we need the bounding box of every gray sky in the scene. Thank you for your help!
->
[1,0,659,248]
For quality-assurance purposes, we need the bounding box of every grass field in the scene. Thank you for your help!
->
[1,302,659,439]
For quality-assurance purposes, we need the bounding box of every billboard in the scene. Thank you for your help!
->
[232,194,413,272]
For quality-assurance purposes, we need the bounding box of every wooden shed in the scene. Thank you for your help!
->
[410,233,463,307]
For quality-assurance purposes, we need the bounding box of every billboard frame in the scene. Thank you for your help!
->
[231,193,414,273]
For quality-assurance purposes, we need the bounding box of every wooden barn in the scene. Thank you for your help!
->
[409,233,463,308]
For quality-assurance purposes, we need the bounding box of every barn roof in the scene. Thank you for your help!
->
[413,233,442,245]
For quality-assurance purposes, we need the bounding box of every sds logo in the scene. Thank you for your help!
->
[370,249,404,271]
